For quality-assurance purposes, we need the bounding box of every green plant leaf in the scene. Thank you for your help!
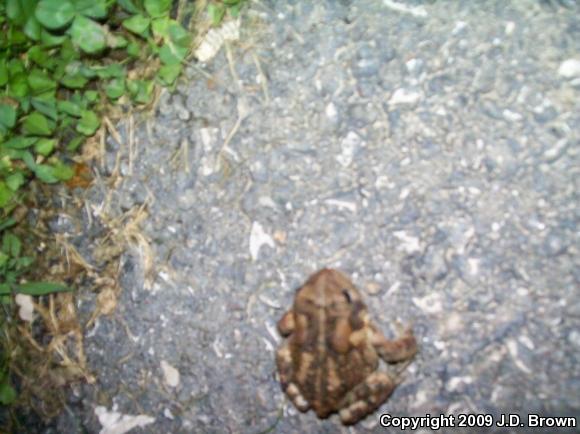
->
[24,15,42,40]
[166,21,190,46]
[0,295,12,305]
[40,28,67,46]
[12,150,36,170]
[31,99,58,121]
[7,28,28,46]
[54,161,75,181]
[117,0,139,14]
[35,0,75,30]
[123,14,150,37]
[57,100,82,116]
[0,381,16,405]
[106,33,128,49]
[64,61,83,78]
[60,116,74,130]
[8,73,29,98]
[158,64,181,85]
[61,73,88,89]
[15,281,72,295]
[7,0,25,25]
[52,161,74,180]
[0,283,10,295]
[229,3,242,18]
[2,233,21,257]
[144,0,171,18]
[28,69,57,94]
[208,4,225,26]
[15,256,34,269]
[66,135,84,151]
[91,63,124,79]
[8,59,25,76]
[73,0,109,19]
[0,218,17,232]
[70,93,85,107]
[19,0,41,20]
[84,90,98,103]
[151,16,169,38]
[105,78,125,99]
[0,105,17,128]
[77,110,100,135]
[34,138,56,156]
[159,42,187,66]
[3,137,37,149]
[5,172,25,191]
[27,46,52,68]
[22,112,54,136]
[79,65,96,79]
[70,16,107,54]
[0,183,14,208]
[126,41,140,58]
[0,61,8,87]
[59,38,80,62]
[19,98,31,113]
[33,164,58,183]
[127,80,154,104]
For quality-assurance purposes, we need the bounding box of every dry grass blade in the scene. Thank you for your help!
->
[8,291,95,420]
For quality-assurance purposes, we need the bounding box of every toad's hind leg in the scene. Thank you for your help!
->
[276,344,310,412]
[371,325,418,363]
[338,372,396,425]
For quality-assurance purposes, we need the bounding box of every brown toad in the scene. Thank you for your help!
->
[276,268,417,425]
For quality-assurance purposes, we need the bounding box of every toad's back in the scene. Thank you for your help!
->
[289,269,379,417]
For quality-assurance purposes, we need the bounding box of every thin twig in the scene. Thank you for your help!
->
[252,51,270,103]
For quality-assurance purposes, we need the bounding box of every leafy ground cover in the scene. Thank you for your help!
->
[0,0,245,429]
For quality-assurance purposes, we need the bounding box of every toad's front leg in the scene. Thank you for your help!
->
[277,311,310,412]
[277,310,295,336]
[276,342,310,413]
[338,371,397,425]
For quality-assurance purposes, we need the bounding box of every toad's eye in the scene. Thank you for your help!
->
[342,289,352,303]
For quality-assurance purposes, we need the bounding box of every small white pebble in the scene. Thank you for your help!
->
[388,88,421,106]
[446,376,473,392]
[558,59,580,78]
[249,222,275,261]
[503,109,523,122]
[452,21,467,35]
[519,335,535,350]
[15,294,34,322]
[505,21,515,35]
[161,361,180,388]
[325,102,337,120]
[517,287,529,297]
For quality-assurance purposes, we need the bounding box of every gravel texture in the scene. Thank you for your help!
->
[32,0,580,433]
